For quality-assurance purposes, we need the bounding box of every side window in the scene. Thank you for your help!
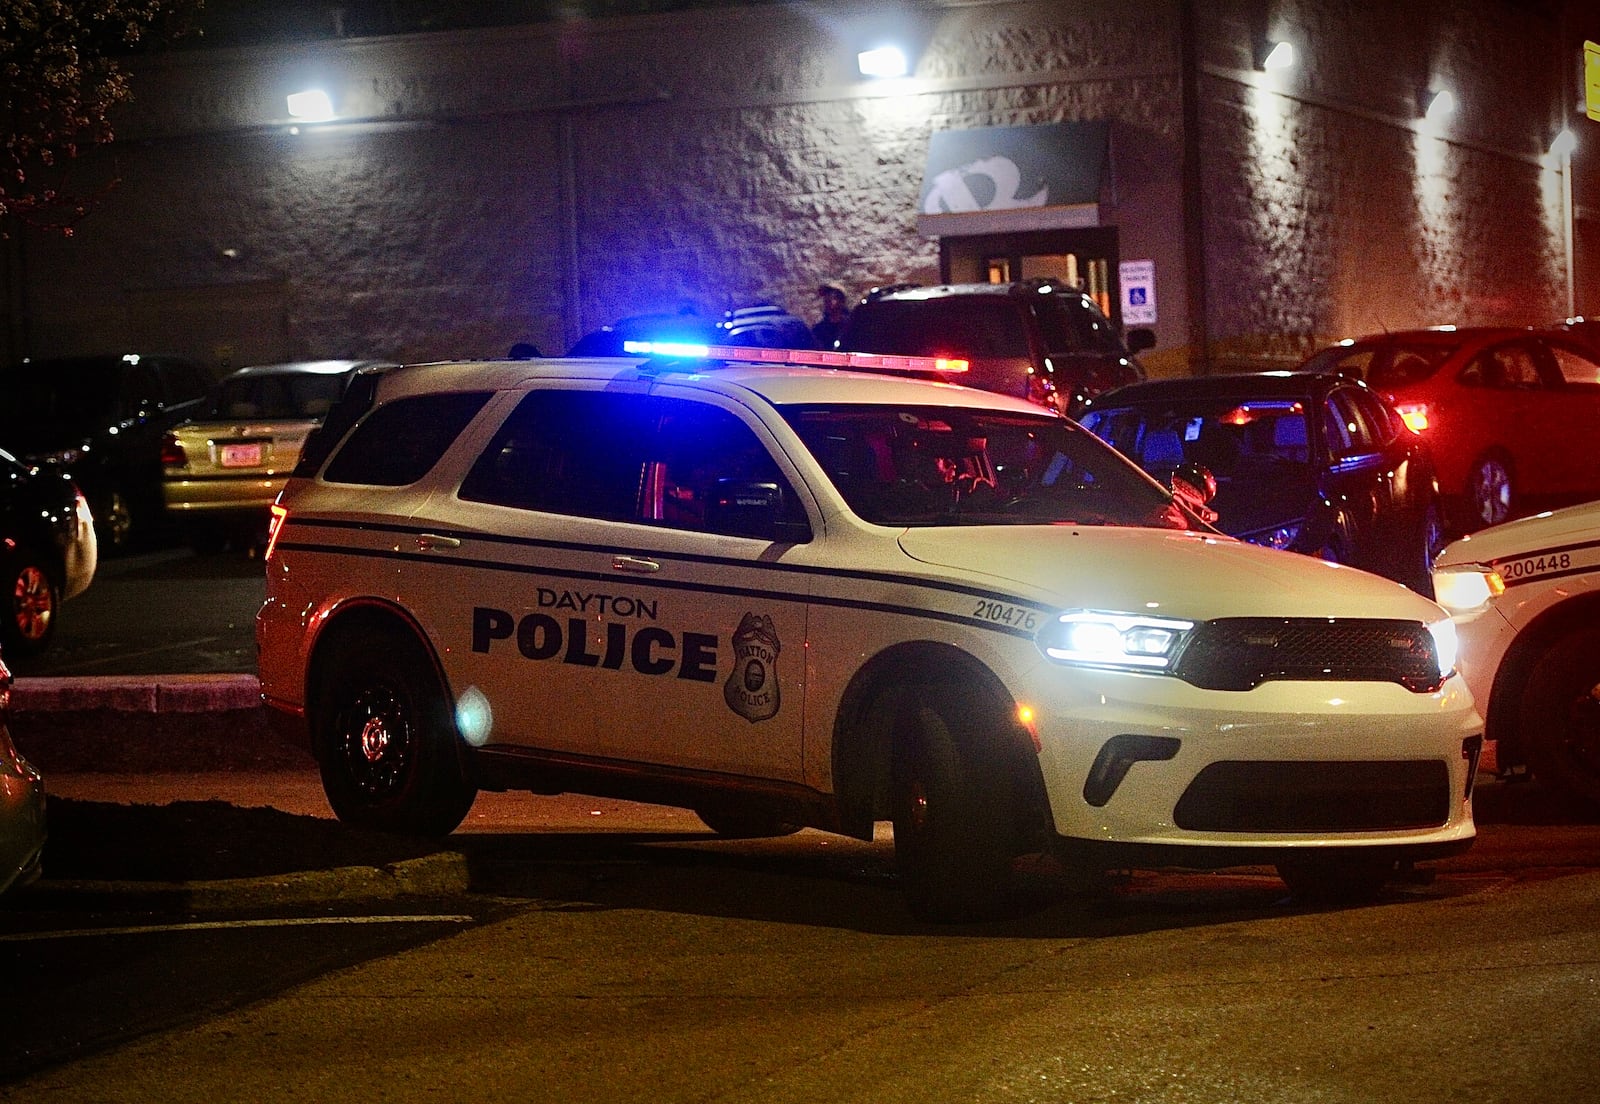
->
[644,401,807,538]
[1322,395,1356,455]
[1460,343,1544,390]
[1036,295,1123,356]
[323,391,492,485]
[1550,344,1600,386]
[1341,387,1396,447]
[460,390,809,539]
[459,390,653,518]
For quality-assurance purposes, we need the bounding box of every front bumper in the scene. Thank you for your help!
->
[1030,669,1480,858]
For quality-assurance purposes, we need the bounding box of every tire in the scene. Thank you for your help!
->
[1275,854,1396,903]
[890,687,1019,923]
[311,626,477,836]
[1465,454,1513,530]
[1519,625,1600,807]
[694,805,802,839]
[97,489,138,555]
[1407,501,1444,598]
[1,553,60,660]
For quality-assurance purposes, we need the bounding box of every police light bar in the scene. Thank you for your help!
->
[622,340,968,374]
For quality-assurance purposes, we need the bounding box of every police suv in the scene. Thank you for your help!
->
[1433,500,1600,806]
[256,344,1480,921]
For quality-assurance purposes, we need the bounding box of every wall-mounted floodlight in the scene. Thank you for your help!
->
[1550,128,1577,158]
[1260,41,1295,71]
[286,89,335,122]
[857,45,908,79]
[1422,88,1456,122]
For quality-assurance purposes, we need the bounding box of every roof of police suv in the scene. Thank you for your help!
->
[370,355,1061,413]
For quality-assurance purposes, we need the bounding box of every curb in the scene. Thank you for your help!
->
[10,674,263,714]
[19,852,470,911]
[8,674,312,773]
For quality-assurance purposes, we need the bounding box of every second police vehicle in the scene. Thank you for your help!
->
[256,343,1480,921]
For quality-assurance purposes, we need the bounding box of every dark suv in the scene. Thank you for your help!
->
[0,353,215,552]
[836,280,1153,415]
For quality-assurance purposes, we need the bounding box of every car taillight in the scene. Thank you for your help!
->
[1395,402,1430,433]
[160,433,187,466]
[264,502,288,562]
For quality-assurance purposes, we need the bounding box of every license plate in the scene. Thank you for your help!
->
[219,442,265,468]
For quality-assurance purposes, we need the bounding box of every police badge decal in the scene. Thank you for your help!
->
[724,612,781,722]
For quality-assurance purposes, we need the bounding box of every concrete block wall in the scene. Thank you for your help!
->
[1192,0,1570,366]
[3,0,1575,376]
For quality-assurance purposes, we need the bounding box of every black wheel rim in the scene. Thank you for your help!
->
[1559,681,1600,781]
[333,685,415,801]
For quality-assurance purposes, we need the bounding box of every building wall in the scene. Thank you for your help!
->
[1191,0,1575,367]
[3,0,1585,376]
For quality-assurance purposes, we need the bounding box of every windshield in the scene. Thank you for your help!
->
[780,403,1190,529]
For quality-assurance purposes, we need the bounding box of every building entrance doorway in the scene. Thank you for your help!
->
[940,227,1122,324]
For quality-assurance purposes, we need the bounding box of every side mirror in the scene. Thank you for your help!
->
[1125,328,1156,355]
[706,480,810,543]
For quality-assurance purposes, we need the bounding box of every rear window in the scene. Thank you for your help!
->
[1080,398,1313,479]
[322,392,493,486]
[842,298,1032,359]
[207,372,347,420]
[1366,343,1454,387]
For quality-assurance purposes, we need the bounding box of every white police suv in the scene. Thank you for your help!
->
[1432,500,1600,805]
[256,344,1480,921]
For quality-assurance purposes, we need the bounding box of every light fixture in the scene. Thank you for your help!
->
[286,89,335,122]
[857,45,908,79]
[1423,88,1456,122]
[1550,128,1577,158]
[1261,41,1295,71]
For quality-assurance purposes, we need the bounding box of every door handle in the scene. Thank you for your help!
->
[417,533,462,551]
[612,555,660,573]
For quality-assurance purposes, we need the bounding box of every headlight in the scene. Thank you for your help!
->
[1426,618,1459,680]
[1036,610,1195,672]
[1240,520,1303,551]
[1431,566,1504,614]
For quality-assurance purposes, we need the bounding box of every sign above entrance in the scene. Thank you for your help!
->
[917,121,1110,238]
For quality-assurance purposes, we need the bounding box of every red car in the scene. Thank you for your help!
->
[1298,327,1600,532]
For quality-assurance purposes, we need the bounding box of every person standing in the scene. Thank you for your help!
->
[812,284,851,348]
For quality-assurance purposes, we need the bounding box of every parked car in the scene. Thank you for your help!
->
[1079,371,1444,595]
[161,360,394,551]
[835,279,1153,415]
[0,353,216,553]
[0,648,46,896]
[1296,327,1600,533]
[2,447,98,662]
[256,342,1476,921]
[1432,499,1600,806]
[1550,315,1600,358]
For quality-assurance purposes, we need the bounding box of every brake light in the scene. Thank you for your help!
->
[1395,402,1430,433]
[620,341,969,374]
[264,502,288,562]
[160,433,187,467]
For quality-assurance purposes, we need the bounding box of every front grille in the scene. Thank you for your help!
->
[1173,760,1451,832]
[1173,618,1442,692]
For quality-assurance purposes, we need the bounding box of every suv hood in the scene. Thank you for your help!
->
[1434,500,1600,569]
[898,526,1439,621]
